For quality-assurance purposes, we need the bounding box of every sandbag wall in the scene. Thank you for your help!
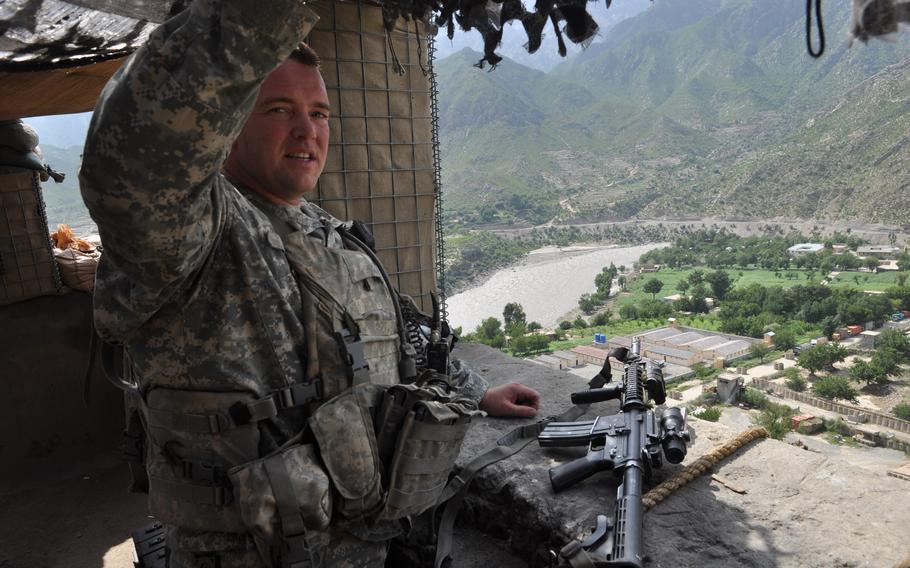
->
[0,169,62,305]
[307,0,439,313]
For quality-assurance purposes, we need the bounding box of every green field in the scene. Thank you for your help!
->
[828,271,905,292]
[616,268,819,308]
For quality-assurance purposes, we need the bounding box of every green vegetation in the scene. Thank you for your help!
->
[824,418,852,436]
[749,343,772,363]
[754,403,796,441]
[740,387,768,409]
[783,368,807,392]
[741,388,795,440]
[811,375,859,403]
[893,403,910,421]
[692,407,722,422]
[829,271,907,292]
[797,344,848,377]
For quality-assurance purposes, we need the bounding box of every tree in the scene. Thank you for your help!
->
[503,302,526,328]
[591,311,612,326]
[619,304,639,320]
[688,270,704,286]
[706,270,732,301]
[864,256,881,272]
[578,293,598,314]
[511,333,550,356]
[643,278,664,300]
[877,328,910,361]
[617,275,627,291]
[797,343,847,376]
[676,280,690,293]
[784,368,807,392]
[573,315,587,329]
[527,321,542,331]
[774,329,797,351]
[849,359,880,385]
[893,402,910,421]
[870,348,903,380]
[594,271,613,296]
[750,342,772,363]
[558,320,573,330]
[475,317,505,348]
[812,375,859,402]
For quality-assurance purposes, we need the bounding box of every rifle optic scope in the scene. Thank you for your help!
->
[659,407,688,464]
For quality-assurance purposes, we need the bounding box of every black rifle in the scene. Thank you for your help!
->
[538,337,691,567]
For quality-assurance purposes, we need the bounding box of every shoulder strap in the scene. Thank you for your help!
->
[433,403,590,568]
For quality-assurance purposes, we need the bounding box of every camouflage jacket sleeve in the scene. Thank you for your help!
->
[80,0,316,298]
[449,358,489,404]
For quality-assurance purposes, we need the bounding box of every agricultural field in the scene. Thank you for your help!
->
[828,270,906,292]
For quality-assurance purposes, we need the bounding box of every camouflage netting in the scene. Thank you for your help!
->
[0,0,609,70]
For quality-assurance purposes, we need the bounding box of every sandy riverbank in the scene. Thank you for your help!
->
[446,242,667,333]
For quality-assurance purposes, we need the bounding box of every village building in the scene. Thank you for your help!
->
[551,350,581,367]
[856,245,902,259]
[533,354,565,370]
[787,243,824,257]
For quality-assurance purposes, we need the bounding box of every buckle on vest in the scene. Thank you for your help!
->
[181,461,224,485]
[276,381,324,410]
[335,329,370,384]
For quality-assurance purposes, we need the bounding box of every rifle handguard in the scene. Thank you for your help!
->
[570,384,623,405]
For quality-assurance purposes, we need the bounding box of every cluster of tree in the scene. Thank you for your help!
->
[618,299,674,321]
[672,269,732,314]
[811,375,858,403]
[469,302,547,354]
[848,329,910,385]
[797,343,848,376]
[638,229,869,271]
[718,283,895,339]
[578,264,619,314]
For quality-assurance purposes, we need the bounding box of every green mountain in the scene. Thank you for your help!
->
[38,144,95,233]
[435,0,910,225]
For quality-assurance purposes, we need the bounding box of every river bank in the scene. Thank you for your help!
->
[446,242,666,334]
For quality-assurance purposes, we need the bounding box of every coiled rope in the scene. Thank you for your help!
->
[642,426,770,510]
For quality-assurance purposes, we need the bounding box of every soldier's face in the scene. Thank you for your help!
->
[225,60,331,205]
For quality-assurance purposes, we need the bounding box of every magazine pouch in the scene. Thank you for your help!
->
[375,382,478,521]
[228,443,332,543]
[308,383,386,520]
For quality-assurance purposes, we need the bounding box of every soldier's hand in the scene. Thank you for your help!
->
[479,382,540,418]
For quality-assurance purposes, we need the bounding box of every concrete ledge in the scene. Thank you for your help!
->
[448,343,910,568]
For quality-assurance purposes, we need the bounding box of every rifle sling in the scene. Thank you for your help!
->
[433,403,590,568]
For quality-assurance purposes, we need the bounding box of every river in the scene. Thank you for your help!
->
[446,242,667,333]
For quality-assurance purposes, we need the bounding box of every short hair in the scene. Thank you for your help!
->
[289,43,320,67]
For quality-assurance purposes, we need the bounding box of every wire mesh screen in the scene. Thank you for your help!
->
[307,0,437,313]
[0,169,62,305]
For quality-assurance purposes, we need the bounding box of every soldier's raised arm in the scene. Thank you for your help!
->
[80,0,317,293]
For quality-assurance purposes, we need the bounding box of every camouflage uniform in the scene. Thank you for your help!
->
[79,1,486,566]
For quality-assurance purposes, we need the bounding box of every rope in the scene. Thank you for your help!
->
[642,426,769,510]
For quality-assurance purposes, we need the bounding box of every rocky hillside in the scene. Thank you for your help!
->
[435,0,910,226]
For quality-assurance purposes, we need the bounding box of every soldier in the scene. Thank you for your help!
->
[80,1,540,566]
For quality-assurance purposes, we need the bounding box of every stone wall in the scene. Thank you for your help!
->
[751,376,910,434]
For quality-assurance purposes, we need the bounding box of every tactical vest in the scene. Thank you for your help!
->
[134,216,478,567]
